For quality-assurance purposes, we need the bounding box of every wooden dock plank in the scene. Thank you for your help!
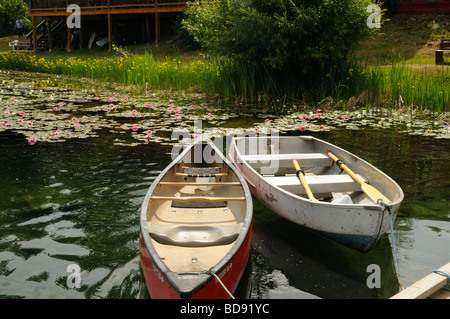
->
[391,262,450,299]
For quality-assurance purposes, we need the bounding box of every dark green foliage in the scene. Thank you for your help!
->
[183,0,382,99]
[0,0,31,36]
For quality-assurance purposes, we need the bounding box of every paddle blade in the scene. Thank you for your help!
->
[361,183,391,204]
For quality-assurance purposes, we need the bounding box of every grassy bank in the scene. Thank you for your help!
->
[1,50,448,113]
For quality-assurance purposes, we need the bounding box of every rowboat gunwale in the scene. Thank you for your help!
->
[140,140,253,298]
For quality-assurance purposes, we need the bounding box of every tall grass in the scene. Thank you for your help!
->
[0,51,448,113]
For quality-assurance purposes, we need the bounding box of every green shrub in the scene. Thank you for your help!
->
[183,0,382,96]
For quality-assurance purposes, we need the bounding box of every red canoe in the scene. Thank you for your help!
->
[139,140,253,299]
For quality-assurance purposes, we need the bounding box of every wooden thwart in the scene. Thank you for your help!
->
[265,174,367,194]
[151,196,245,202]
[391,262,450,299]
[242,153,331,168]
[159,181,241,187]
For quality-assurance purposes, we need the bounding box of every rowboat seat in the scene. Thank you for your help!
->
[241,153,332,168]
[265,174,368,194]
[148,223,243,247]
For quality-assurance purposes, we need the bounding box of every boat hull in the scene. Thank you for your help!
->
[139,224,252,299]
[230,136,404,252]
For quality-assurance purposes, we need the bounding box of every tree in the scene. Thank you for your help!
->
[0,0,31,37]
[183,0,382,95]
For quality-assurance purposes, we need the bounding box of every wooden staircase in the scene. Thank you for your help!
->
[26,19,66,51]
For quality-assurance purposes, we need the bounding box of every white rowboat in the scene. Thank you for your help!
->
[229,136,404,252]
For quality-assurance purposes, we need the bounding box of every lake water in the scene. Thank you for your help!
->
[0,70,449,299]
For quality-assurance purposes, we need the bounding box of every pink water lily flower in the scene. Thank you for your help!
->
[132,125,139,131]
[28,137,37,145]
[300,126,306,132]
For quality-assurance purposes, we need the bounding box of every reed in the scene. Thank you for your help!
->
[0,51,447,113]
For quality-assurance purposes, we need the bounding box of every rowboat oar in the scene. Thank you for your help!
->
[326,151,391,204]
[292,159,318,201]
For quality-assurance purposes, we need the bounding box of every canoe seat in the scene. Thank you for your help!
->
[241,153,332,169]
[151,196,245,202]
[159,181,241,187]
[265,174,368,194]
[148,223,243,247]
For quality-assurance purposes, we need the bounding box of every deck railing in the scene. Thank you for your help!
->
[29,0,189,14]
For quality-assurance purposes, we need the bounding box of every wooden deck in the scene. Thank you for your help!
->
[391,262,450,299]
[28,0,191,52]
[30,0,188,16]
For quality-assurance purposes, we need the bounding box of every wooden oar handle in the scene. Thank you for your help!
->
[326,151,364,184]
[292,159,318,201]
[326,151,339,163]
[327,151,391,204]
[292,159,302,173]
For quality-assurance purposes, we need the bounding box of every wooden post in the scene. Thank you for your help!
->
[435,50,444,64]
[67,26,72,52]
[108,13,112,51]
[145,14,150,45]
[47,18,53,52]
[79,27,83,49]
[32,16,37,53]
[155,12,160,46]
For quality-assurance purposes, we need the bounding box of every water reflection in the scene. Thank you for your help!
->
[0,71,449,299]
